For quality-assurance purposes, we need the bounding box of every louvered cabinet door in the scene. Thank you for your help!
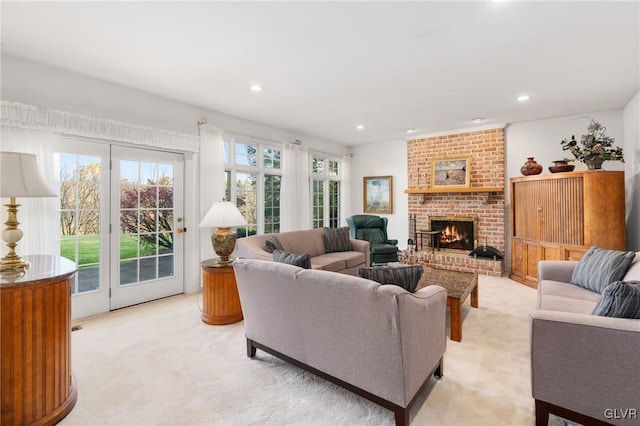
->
[510,171,626,288]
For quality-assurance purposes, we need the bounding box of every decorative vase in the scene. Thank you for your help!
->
[548,160,575,173]
[585,158,604,170]
[520,157,543,176]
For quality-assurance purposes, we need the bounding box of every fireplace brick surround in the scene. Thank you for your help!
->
[407,128,505,276]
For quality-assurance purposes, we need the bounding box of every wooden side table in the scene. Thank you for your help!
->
[201,259,243,325]
[1,255,78,426]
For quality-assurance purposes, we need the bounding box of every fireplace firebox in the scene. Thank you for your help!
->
[429,216,477,252]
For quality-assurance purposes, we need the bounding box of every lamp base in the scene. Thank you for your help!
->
[1,198,29,273]
[211,227,237,265]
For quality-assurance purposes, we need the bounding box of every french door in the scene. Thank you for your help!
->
[109,146,184,310]
[58,140,184,319]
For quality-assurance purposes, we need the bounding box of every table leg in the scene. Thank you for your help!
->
[471,282,479,308]
[450,299,462,342]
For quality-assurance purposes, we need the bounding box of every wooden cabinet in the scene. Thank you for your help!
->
[201,260,243,325]
[510,171,626,287]
[1,255,78,426]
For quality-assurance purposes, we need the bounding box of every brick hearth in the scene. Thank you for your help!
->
[407,128,505,275]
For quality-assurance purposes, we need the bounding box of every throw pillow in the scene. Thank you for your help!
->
[592,281,640,319]
[264,235,284,253]
[570,247,636,293]
[272,249,311,269]
[357,265,424,293]
[323,226,352,253]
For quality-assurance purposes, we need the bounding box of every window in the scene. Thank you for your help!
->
[59,153,102,294]
[223,138,282,236]
[311,155,341,229]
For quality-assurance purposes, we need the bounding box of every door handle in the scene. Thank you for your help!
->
[177,227,187,233]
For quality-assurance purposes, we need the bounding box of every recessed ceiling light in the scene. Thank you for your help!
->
[356,125,364,130]
[406,128,416,134]
[250,84,263,92]
[517,94,531,102]
[472,118,485,123]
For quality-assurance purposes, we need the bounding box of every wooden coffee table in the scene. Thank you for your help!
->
[417,268,478,342]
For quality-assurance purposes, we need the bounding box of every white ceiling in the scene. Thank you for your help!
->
[1,1,639,146]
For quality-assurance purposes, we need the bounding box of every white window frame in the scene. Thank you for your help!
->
[223,136,282,235]
[311,154,342,229]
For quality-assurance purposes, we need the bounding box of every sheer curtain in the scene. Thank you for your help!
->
[0,126,60,258]
[340,154,352,226]
[281,142,311,231]
[198,123,225,260]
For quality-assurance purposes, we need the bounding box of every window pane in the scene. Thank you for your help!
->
[329,181,340,228]
[329,160,339,176]
[223,140,229,164]
[236,143,258,167]
[263,148,281,169]
[312,157,324,174]
[264,175,281,233]
[236,172,257,237]
[224,170,231,202]
[312,180,324,229]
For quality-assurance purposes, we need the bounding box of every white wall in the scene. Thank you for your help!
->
[623,90,640,251]
[349,140,409,248]
[1,54,349,155]
[1,54,351,294]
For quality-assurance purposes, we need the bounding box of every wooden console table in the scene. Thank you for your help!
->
[201,259,243,325]
[1,255,78,426]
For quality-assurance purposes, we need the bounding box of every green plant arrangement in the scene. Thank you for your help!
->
[561,117,624,169]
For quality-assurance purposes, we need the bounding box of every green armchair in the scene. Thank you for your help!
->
[346,215,399,264]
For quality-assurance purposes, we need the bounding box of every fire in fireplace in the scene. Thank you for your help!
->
[429,216,477,252]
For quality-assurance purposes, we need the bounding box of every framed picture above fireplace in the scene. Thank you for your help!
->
[431,157,471,189]
[363,175,393,214]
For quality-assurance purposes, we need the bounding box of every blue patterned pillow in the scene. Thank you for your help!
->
[592,281,640,319]
[273,249,311,269]
[570,247,636,293]
[323,227,352,253]
[357,265,424,293]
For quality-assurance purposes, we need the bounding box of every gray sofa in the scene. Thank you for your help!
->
[233,258,447,426]
[531,252,640,426]
[236,228,370,275]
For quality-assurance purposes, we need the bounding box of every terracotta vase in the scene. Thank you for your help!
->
[520,157,543,176]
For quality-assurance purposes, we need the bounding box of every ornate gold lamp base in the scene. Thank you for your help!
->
[1,198,29,273]
[211,227,237,266]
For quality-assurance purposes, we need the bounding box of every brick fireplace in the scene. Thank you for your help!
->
[406,128,505,276]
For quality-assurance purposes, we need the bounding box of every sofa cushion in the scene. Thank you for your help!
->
[323,226,352,253]
[357,265,424,293]
[371,243,398,254]
[311,254,346,272]
[273,250,311,269]
[538,280,602,303]
[537,294,598,315]
[264,235,284,253]
[592,281,640,319]
[570,247,636,293]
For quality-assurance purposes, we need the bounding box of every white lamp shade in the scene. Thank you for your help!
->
[1,152,57,198]
[199,201,248,228]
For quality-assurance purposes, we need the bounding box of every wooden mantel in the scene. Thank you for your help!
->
[405,186,503,194]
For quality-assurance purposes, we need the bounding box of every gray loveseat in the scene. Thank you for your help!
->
[233,258,447,426]
[236,228,370,275]
[531,252,640,426]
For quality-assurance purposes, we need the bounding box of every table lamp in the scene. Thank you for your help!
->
[199,201,247,265]
[0,152,57,273]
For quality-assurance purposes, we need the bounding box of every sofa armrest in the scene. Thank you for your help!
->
[537,260,578,283]
[236,238,273,262]
[350,238,371,266]
[385,239,399,246]
[396,285,447,404]
[531,310,640,422]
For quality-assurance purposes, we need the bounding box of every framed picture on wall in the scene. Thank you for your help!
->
[363,176,393,214]
[431,157,471,189]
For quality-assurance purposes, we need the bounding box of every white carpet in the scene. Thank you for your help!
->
[61,274,536,426]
